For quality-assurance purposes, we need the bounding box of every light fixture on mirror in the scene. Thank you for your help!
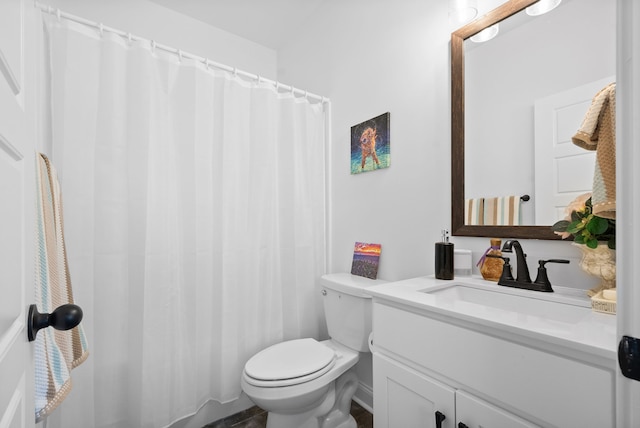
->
[449,0,478,27]
[526,0,562,16]
[470,24,499,43]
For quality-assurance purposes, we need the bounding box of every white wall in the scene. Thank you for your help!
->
[277,0,600,289]
[43,0,278,80]
[279,0,452,282]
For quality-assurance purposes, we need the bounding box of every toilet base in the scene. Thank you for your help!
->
[265,370,359,428]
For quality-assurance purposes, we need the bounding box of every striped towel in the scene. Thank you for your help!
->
[483,196,521,226]
[465,198,484,225]
[34,153,89,422]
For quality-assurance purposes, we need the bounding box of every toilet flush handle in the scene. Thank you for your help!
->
[321,289,327,296]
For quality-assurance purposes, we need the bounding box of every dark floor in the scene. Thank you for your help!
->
[203,400,373,428]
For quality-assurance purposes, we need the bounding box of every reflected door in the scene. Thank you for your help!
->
[534,76,614,225]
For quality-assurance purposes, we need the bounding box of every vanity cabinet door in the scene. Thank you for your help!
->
[456,390,539,428]
[373,353,455,428]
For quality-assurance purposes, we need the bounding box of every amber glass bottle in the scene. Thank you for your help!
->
[479,238,504,282]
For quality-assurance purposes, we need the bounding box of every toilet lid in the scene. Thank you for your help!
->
[244,338,336,385]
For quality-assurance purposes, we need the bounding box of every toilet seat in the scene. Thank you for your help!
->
[244,338,336,388]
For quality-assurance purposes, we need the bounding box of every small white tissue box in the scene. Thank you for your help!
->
[454,249,472,277]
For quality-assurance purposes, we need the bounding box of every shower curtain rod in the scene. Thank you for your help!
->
[35,2,329,104]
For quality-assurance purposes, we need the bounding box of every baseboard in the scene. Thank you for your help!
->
[352,381,373,414]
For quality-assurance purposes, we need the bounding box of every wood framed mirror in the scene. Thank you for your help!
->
[450,0,615,239]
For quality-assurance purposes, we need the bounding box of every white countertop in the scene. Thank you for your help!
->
[366,275,617,362]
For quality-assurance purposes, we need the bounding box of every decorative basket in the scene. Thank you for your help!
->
[591,291,616,315]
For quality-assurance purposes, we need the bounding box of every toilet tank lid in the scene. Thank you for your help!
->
[320,273,387,297]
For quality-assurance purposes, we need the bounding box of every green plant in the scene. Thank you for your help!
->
[552,193,615,249]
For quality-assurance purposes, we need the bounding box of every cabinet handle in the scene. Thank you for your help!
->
[435,411,446,428]
[458,423,469,428]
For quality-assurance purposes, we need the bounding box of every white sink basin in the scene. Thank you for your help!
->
[423,283,591,324]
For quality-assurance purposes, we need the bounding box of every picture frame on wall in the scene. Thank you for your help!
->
[350,112,390,174]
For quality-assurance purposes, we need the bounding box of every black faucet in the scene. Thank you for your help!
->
[487,240,569,292]
[501,240,531,284]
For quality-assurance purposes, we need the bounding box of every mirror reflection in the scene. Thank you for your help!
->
[460,0,615,229]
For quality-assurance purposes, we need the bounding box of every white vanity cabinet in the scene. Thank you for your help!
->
[368,278,617,428]
[374,353,535,428]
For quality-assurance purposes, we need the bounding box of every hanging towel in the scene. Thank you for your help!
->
[465,198,484,225]
[572,82,616,219]
[483,196,521,226]
[34,153,89,422]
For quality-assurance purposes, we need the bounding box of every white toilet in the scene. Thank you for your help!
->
[240,273,385,428]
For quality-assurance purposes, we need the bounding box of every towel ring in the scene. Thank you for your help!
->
[27,303,83,342]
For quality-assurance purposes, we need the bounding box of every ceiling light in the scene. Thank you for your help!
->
[449,0,478,27]
[526,0,562,16]
[470,24,499,43]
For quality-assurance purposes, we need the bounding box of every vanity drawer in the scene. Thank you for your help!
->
[372,302,615,428]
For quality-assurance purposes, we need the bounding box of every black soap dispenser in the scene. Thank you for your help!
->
[435,229,454,280]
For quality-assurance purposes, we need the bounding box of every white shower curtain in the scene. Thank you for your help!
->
[42,15,326,428]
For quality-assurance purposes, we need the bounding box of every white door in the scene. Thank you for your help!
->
[533,76,614,225]
[0,0,36,427]
[617,1,640,426]
[373,353,455,428]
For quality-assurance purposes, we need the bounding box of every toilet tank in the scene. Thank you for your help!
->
[320,273,387,352]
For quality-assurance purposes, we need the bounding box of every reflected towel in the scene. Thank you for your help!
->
[572,82,616,219]
[34,153,89,422]
[484,196,521,226]
[465,198,484,225]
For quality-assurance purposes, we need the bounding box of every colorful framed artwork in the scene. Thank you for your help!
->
[351,242,382,280]
[350,112,390,174]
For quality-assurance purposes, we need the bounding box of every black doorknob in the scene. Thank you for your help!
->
[27,303,83,342]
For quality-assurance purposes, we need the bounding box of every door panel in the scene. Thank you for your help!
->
[373,353,455,428]
[0,0,35,427]
[534,76,614,224]
[617,1,640,426]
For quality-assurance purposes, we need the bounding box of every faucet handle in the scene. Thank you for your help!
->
[542,259,570,265]
[533,259,570,292]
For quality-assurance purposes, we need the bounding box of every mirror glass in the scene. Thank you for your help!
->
[451,0,616,238]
